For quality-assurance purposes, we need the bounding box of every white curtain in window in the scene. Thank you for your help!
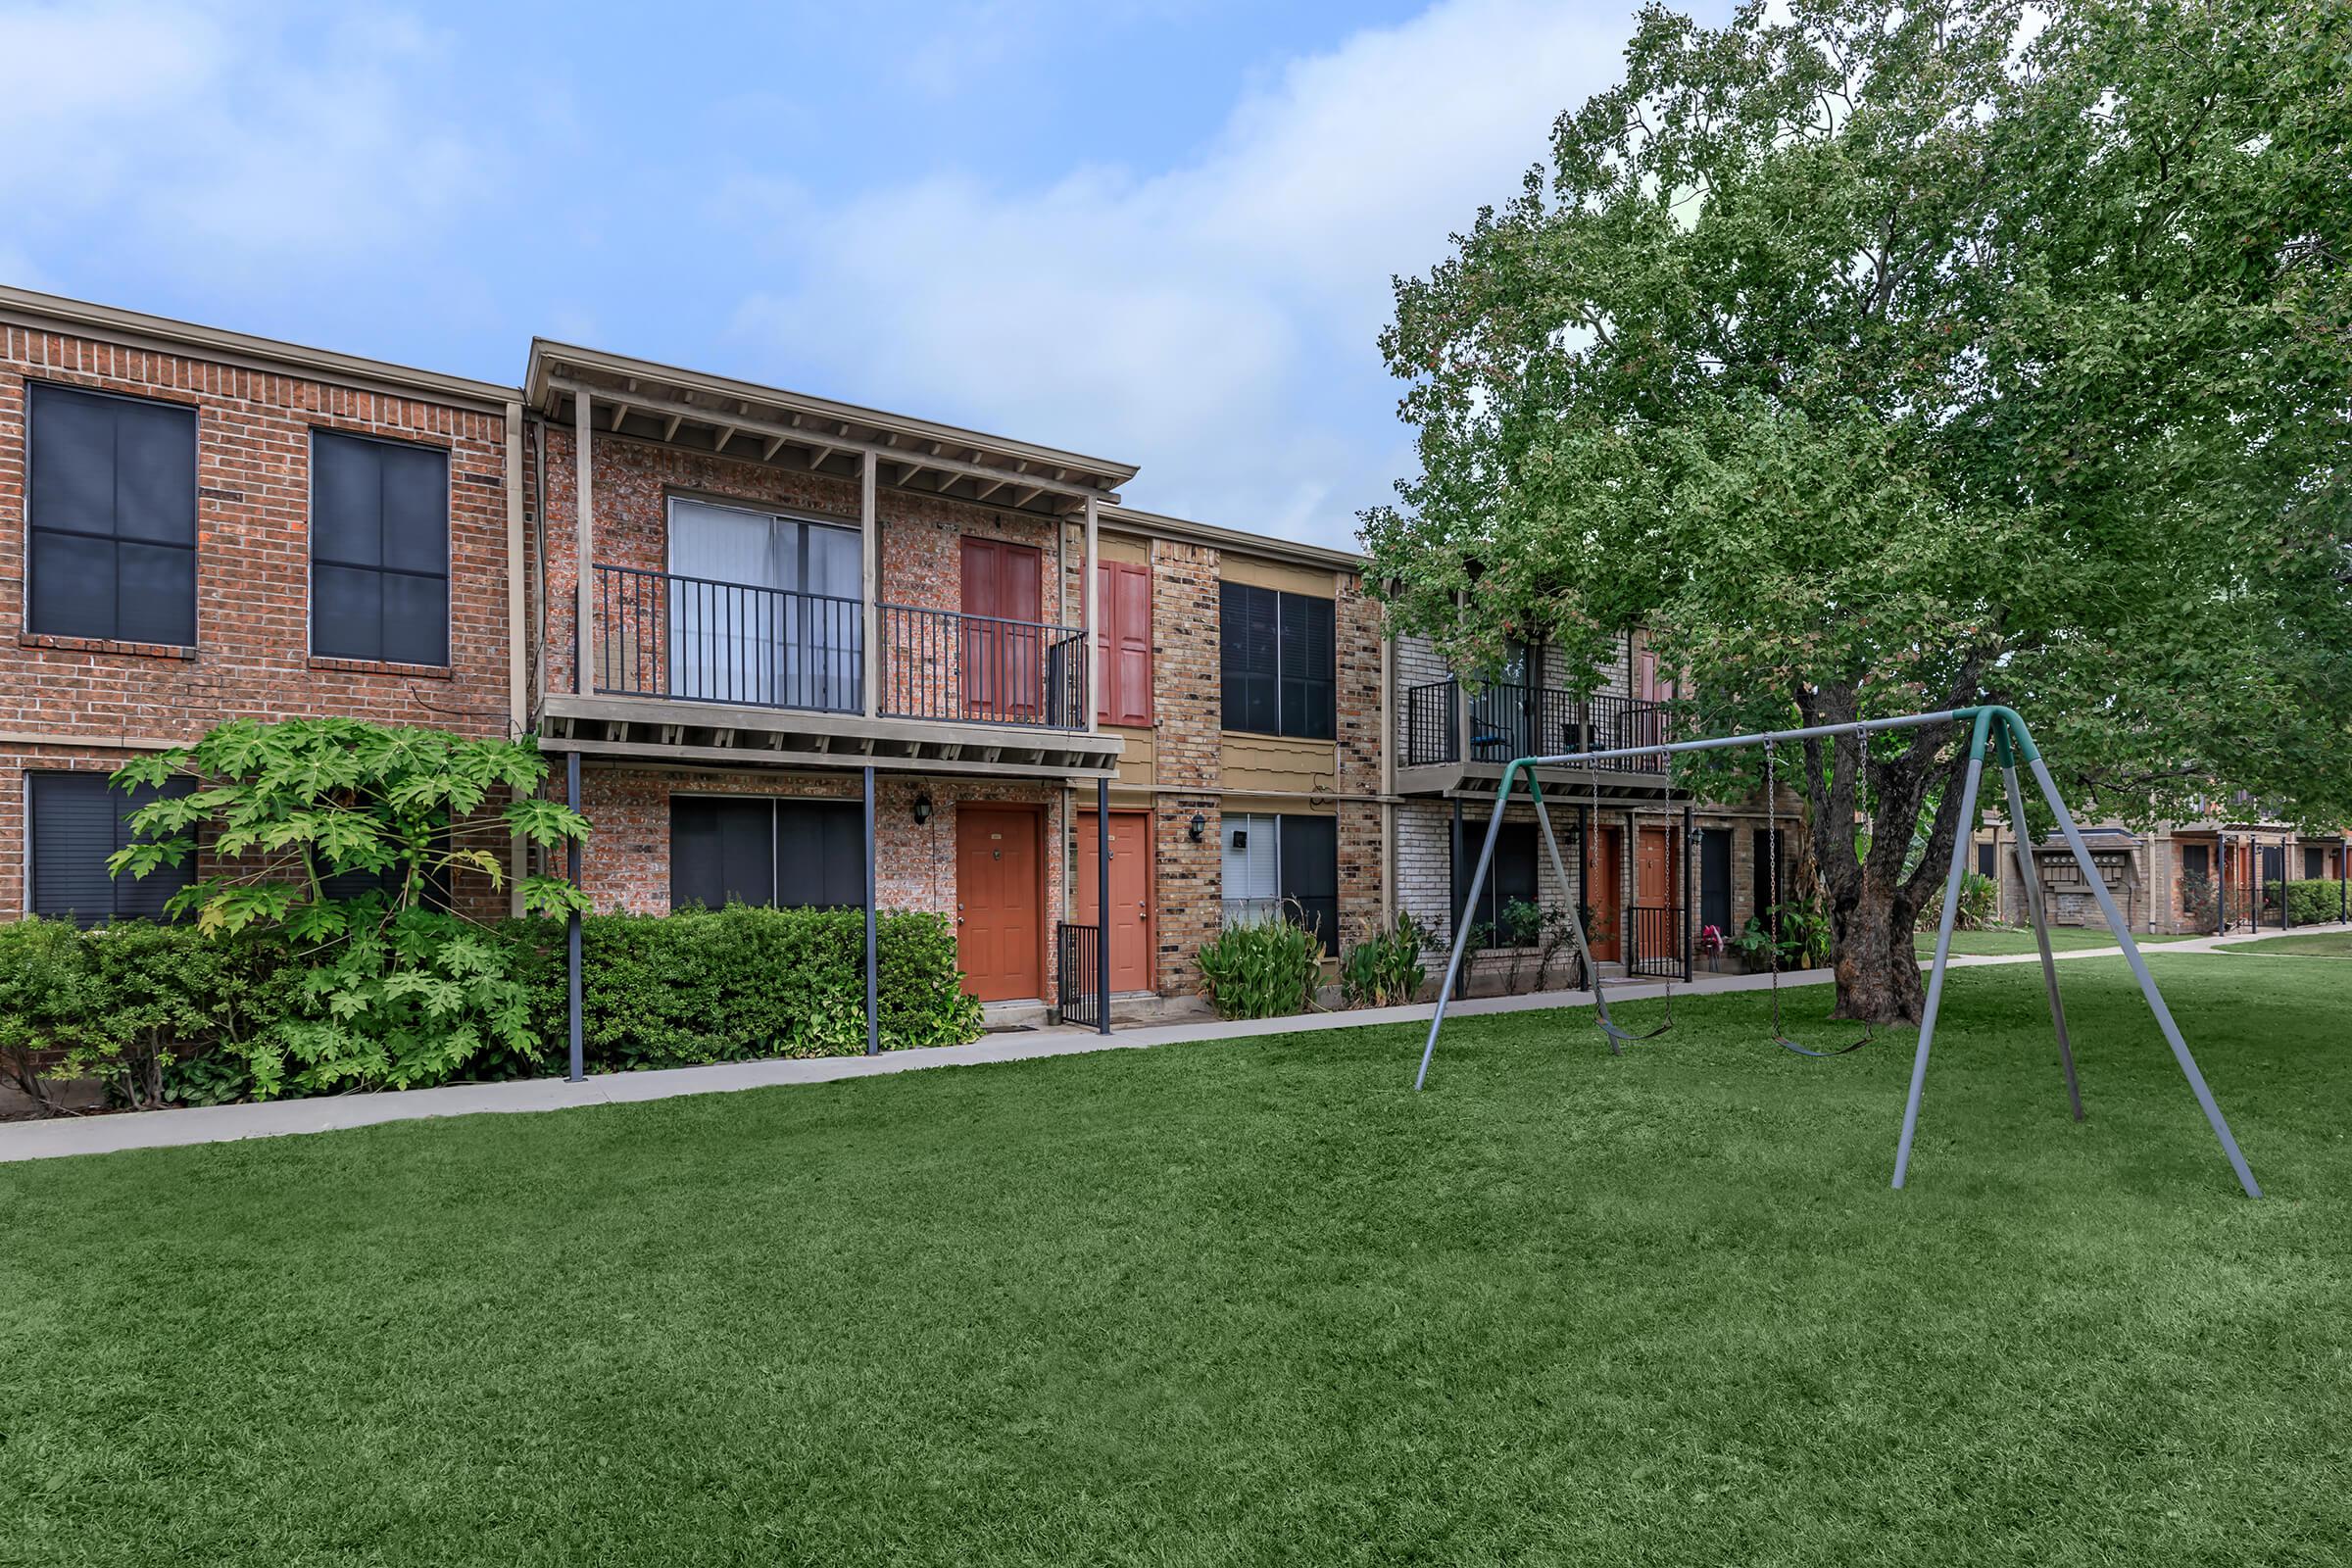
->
[1221,813,1280,925]
[667,499,860,710]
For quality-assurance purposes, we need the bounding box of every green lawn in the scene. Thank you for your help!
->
[2215,930,2352,958]
[1914,925,2201,956]
[5,958,2345,1566]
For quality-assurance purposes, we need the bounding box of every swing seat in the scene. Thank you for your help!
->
[1768,1028,1873,1058]
[1598,1014,1675,1046]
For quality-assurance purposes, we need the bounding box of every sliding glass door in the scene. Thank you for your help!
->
[667,498,860,710]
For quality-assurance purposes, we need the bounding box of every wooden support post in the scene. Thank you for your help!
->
[861,452,879,716]
[573,390,594,698]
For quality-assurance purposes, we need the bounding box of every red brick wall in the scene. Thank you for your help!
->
[0,324,513,919]
[570,764,1067,999]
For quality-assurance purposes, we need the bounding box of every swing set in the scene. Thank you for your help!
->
[1411,704,2262,1198]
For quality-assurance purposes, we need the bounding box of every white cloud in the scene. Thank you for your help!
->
[730,0,1638,550]
[0,2,497,289]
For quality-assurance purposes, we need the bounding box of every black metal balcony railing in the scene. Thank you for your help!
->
[1625,904,1690,980]
[1402,680,1672,771]
[1056,922,1102,1027]
[592,564,861,713]
[878,602,1087,730]
[588,565,1091,732]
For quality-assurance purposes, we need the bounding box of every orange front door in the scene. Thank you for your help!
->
[1588,825,1623,961]
[1075,809,1153,994]
[956,806,1043,1002]
[1637,824,1676,906]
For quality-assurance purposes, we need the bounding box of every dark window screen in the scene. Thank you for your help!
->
[1976,841,1997,879]
[2181,844,2210,880]
[1220,581,1334,739]
[29,771,195,926]
[1279,592,1335,741]
[1277,814,1339,954]
[1219,581,1278,734]
[1454,821,1543,937]
[27,383,197,645]
[670,797,864,911]
[1700,828,1732,933]
[312,430,450,664]
[2305,847,2325,881]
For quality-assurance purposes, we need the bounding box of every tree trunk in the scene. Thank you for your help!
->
[1830,875,1926,1024]
[1792,676,1983,1027]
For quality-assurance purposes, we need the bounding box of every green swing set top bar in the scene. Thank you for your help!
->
[1410,703,2261,1200]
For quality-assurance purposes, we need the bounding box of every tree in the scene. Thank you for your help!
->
[1363,0,2352,1022]
[109,718,592,1094]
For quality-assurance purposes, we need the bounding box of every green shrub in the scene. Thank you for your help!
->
[1197,908,1324,1020]
[64,922,287,1107]
[107,717,592,1099]
[1955,870,1999,931]
[1341,909,1429,1007]
[502,905,983,1071]
[0,918,103,1114]
[2267,879,2347,926]
[0,919,285,1112]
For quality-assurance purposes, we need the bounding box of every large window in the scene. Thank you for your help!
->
[1218,581,1333,739]
[1096,560,1152,725]
[26,382,197,646]
[311,429,450,664]
[27,771,195,926]
[1220,812,1338,951]
[1453,821,1542,937]
[668,498,861,710]
[670,796,865,911]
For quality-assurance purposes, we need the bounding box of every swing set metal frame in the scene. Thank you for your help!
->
[1410,704,2262,1199]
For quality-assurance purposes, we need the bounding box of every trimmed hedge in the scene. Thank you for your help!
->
[0,906,983,1112]
[500,905,983,1071]
[2267,879,2349,927]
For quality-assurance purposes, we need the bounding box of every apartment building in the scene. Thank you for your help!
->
[1971,809,2350,936]
[0,286,524,926]
[1392,630,1796,987]
[3,283,1788,1038]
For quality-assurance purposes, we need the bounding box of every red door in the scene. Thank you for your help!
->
[1588,826,1624,962]
[1075,810,1153,994]
[960,537,1043,719]
[1636,823,1679,968]
[956,807,1044,1002]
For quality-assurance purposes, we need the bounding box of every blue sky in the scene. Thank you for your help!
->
[0,0,1705,550]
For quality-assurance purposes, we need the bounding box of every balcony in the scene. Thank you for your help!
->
[1402,680,1672,771]
[546,564,1119,779]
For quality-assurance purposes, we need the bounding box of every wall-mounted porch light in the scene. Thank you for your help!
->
[1189,812,1207,843]
[912,795,933,826]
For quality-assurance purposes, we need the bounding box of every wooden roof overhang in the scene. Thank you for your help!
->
[524,342,1134,520]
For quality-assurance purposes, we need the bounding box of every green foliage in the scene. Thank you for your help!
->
[1954,871,1999,932]
[0,905,985,1110]
[62,921,287,1107]
[1197,907,1325,1020]
[1341,909,1430,1007]
[1364,0,2352,1018]
[1735,898,1838,970]
[0,919,285,1111]
[110,716,590,928]
[2268,880,2347,928]
[502,905,984,1071]
[104,718,592,1098]
[0,918,104,1114]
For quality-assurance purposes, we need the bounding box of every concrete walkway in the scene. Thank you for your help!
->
[4,922,2336,1164]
